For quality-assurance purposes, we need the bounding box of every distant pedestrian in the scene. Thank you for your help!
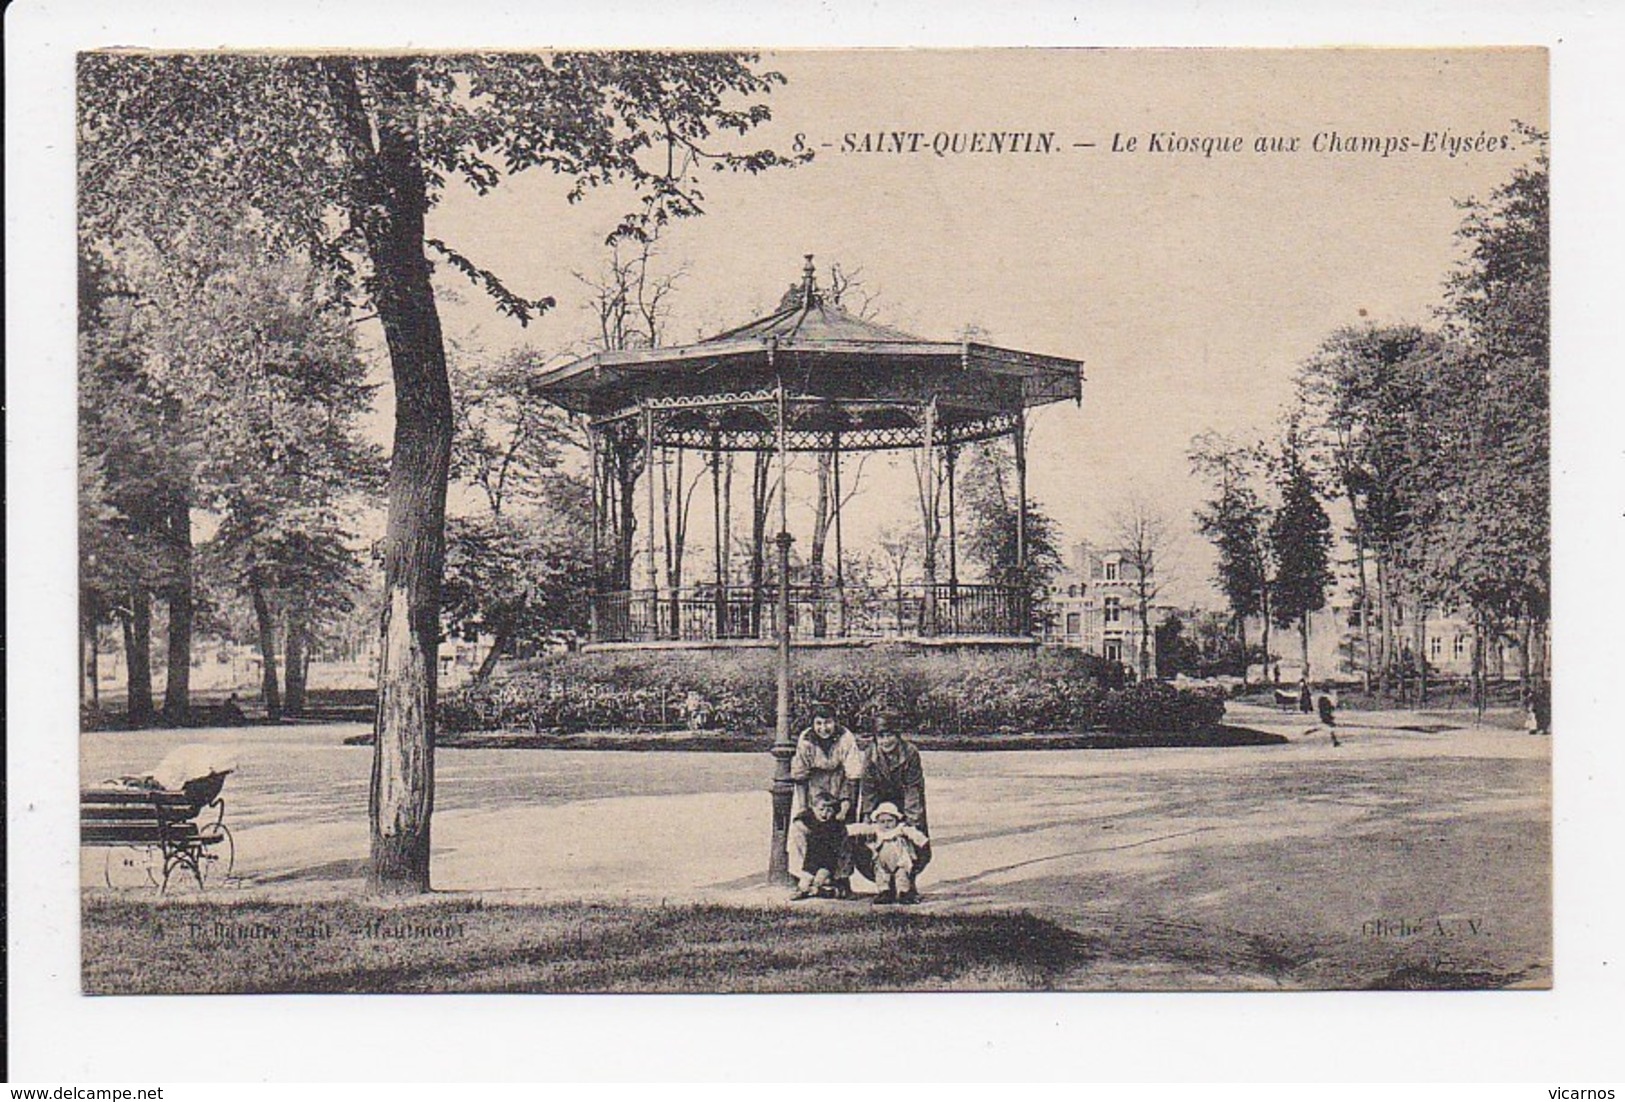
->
[1531,681,1551,735]
[1317,693,1340,747]
[216,693,246,726]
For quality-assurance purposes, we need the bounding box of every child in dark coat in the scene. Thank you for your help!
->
[791,791,852,900]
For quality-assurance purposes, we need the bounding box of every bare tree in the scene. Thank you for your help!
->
[747,451,776,633]
[574,236,684,597]
[807,260,878,633]
[451,345,581,519]
[575,236,686,352]
[877,522,922,634]
[661,445,707,626]
[809,450,869,635]
[826,261,881,320]
[911,439,949,632]
[719,452,734,587]
[1108,494,1177,681]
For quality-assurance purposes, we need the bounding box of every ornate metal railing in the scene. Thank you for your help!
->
[591,583,1030,644]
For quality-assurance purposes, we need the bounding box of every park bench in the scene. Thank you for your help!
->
[80,770,236,892]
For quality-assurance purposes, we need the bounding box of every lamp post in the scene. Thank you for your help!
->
[767,527,796,882]
[767,378,796,884]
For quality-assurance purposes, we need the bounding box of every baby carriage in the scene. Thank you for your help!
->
[82,745,237,892]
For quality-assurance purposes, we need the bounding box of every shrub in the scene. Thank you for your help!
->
[1093,681,1226,733]
[439,647,1224,737]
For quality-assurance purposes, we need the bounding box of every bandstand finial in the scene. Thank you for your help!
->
[801,254,818,306]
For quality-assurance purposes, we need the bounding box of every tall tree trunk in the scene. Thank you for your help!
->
[1375,555,1391,694]
[1395,593,1410,704]
[1353,529,1373,693]
[914,416,941,636]
[329,58,452,895]
[163,584,193,725]
[162,583,193,726]
[162,491,193,726]
[284,602,309,718]
[1413,600,1428,706]
[250,573,283,722]
[1260,587,1273,686]
[596,441,615,594]
[1236,613,1250,686]
[89,617,101,710]
[1472,614,1486,718]
[473,625,511,683]
[1138,587,1153,681]
[662,447,677,633]
[750,452,771,636]
[721,453,734,586]
[616,445,639,591]
[80,614,90,710]
[662,448,695,636]
[1300,614,1311,682]
[810,453,831,637]
[124,587,155,725]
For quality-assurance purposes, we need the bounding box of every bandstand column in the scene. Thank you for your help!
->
[946,440,959,632]
[662,444,678,642]
[643,407,657,639]
[769,378,796,883]
[711,426,726,640]
[588,422,601,644]
[832,432,845,635]
[1015,406,1029,634]
[920,399,939,636]
[946,441,959,587]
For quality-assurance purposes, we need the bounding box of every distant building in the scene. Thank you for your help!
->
[1244,602,1537,685]
[1041,541,1174,676]
[89,632,266,695]
[1243,603,1358,684]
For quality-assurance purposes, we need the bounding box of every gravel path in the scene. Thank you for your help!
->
[81,707,1550,988]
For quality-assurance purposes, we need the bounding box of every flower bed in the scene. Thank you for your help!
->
[438,648,1224,737]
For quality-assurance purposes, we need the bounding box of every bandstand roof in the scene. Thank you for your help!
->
[531,258,1085,452]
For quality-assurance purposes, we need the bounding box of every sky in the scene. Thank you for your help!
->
[406,48,1548,607]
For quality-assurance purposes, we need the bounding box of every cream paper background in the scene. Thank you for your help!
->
[7,0,1623,1084]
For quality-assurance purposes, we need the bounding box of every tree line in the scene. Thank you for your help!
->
[79,232,380,725]
[79,51,806,892]
[1189,126,1549,706]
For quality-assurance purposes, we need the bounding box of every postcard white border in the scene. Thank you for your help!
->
[7,0,1624,1084]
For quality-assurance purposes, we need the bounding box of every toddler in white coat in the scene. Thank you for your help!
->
[849,802,929,905]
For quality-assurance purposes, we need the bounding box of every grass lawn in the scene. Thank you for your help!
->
[83,897,1089,994]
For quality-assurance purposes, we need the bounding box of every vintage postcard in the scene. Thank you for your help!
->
[71,46,1550,1002]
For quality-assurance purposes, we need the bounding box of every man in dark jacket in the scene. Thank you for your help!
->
[854,714,930,896]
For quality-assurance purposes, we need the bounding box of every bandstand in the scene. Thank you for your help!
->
[535,256,1083,881]
[534,257,1085,651]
